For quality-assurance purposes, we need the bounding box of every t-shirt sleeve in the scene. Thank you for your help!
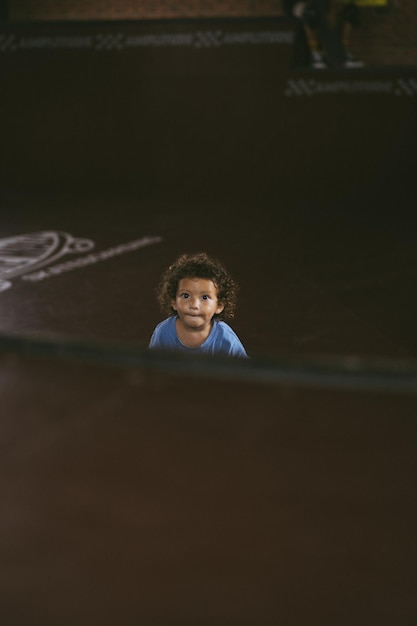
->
[148,320,165,349]
[218,323,248,358]
[229,338,248,358]
[148,327,159,349]
[148,317,177,350]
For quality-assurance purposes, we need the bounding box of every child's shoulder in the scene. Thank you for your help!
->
[149,315,177,349]
[214,320,234,334]
[214,320,243,344]
[155,316,175,329]
[213,320,248,357]
[151,316,176,339]
[215,319,237,336]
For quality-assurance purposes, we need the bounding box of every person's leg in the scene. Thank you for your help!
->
[340,2,364,67]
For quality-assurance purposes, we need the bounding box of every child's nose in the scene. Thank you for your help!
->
[189,297,199,308]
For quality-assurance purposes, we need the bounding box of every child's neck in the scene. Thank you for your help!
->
[175,317,213,348]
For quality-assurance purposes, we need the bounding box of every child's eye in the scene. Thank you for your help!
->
[202,295,209,300]
[180,293,189,299]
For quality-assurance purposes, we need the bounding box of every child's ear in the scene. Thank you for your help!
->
[171,299,177,311]
[216,302,225,315]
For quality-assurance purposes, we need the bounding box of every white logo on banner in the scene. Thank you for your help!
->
[95,33,126,51]
[194,30,223,48]
[284,77,417,97]
[394,78,417,97]
[0,30,293,53]
[0,231,162,292]
[0,34,18,52]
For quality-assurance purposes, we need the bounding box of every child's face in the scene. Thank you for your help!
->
[171,277,224,331]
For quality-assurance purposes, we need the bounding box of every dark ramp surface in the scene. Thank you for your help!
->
[0,347,416,626]
[0,195,416,360]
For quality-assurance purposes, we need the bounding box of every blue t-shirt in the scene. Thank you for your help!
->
[149,316,248,358]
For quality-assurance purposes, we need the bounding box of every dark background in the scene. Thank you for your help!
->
[1,16,417,626]
[1,18,416,359]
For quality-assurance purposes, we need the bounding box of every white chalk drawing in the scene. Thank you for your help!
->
[0,231,162,292]
[0,231,94,292]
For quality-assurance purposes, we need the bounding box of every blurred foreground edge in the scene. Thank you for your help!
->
[1,331,416,394]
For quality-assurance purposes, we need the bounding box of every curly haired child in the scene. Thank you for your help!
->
[149,252,248,357]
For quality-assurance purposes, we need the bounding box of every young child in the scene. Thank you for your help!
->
[149,252,248,357]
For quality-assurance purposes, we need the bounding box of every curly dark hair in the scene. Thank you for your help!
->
[156,252,239,321]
